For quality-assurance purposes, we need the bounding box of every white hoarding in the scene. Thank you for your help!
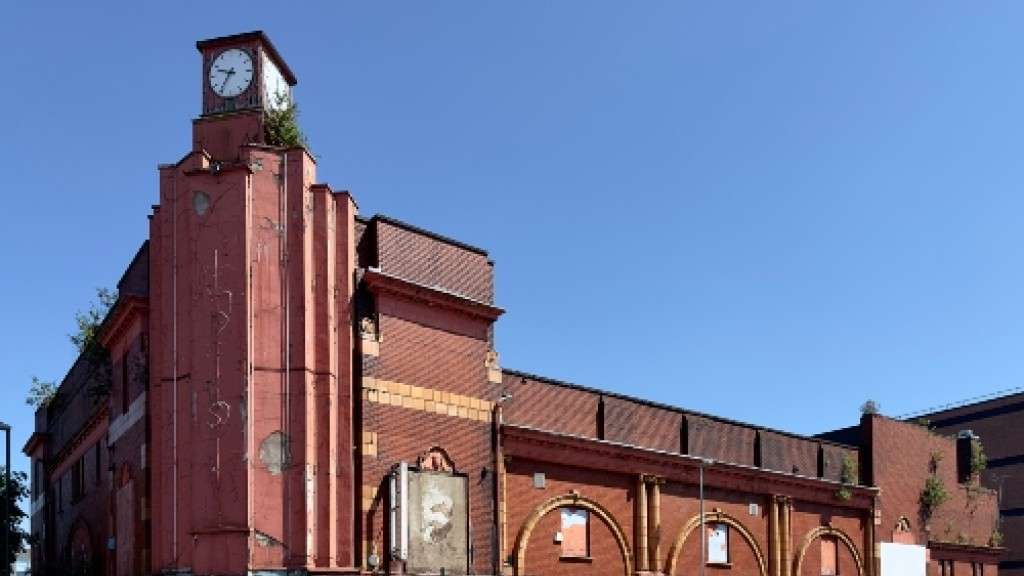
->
[880,542,926,576]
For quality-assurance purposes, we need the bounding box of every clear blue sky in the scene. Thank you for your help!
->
[3,2,1024,486]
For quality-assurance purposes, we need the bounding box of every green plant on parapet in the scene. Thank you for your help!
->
[913,417,932,429]
[971,439,987,478]
[25,376,57,409]
[836,453,858,501]
[28,287,117,407]
[966,483,982,513]
[70,287,117,353]
[860,399,881,415]
[990,528,1004,547]
[264,92,308,149]
[74,287,117,400]
[920,474,949,519]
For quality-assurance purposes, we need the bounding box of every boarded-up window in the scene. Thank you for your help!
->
[821,536,838,575]
[116,478,135,576]
[560,508,589,558]
[707,523,729,564]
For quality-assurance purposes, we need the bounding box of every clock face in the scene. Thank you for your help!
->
[263,53,290,110]
[209,48,254,98]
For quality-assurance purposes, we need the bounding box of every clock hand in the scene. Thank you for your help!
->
[221,69,235,93]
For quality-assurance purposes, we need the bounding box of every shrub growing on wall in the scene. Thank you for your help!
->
[920,474,949,519]
[860,399,881,415]
[264,93,308,149]
[836,454,858,501]
[27,287,116,407]
[971,439,987,478]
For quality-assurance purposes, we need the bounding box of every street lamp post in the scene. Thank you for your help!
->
[0,422,10,576]
[699,458,713,576]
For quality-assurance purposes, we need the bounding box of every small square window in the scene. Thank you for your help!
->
[707,523,729,564]
[560,508,589,558]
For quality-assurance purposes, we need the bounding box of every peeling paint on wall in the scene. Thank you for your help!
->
[253,530,284,548]
[259,431,291,475]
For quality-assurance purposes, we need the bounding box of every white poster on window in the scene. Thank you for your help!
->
[879,542,926,576]
[707,523,728,564]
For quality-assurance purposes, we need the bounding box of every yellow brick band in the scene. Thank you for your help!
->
[362,484,380,512]
[362,377,493,423]
[363,430,378,457]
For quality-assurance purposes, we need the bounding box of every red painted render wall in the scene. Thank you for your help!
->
[149,129,357,573]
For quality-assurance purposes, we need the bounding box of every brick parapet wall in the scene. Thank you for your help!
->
[687,413,758,464]
[501,373,600,438]
[502,371,859,484]
[868,415,1001,550]
[603,396,682,453]
[374,218,494,304]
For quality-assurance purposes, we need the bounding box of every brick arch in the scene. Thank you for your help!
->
[513,491,632,576]
[666,511,767,576]
[67,517,95,570]
[793,525,864,576]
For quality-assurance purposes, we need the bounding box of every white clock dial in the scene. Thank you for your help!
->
[209,48,254,98]
[263,53,291,110]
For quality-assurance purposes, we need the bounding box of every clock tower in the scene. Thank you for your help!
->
[192,31,298,161]
[149,31,358,575]
[198,31,296,116]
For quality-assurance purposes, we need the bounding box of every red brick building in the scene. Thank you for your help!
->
[22,31,1003,576]
[909,391,1024,576]
[821,415,1004,576]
